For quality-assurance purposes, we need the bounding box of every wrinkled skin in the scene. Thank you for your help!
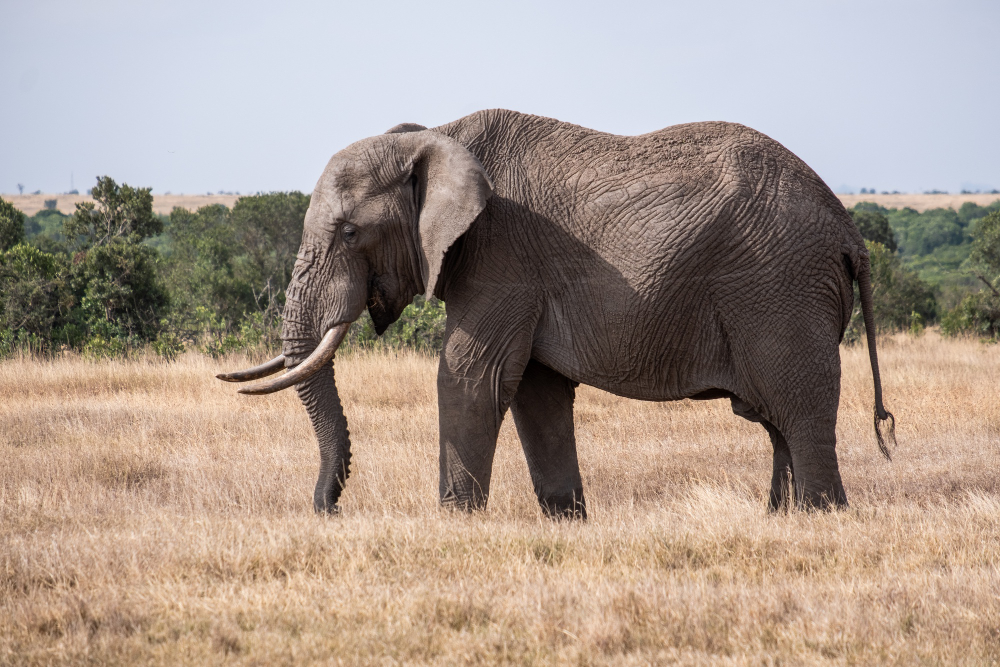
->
[278,109,891,517]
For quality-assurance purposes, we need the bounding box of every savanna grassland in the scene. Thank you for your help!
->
[2,334,1000,665]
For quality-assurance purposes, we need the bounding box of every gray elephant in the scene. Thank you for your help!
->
[219,109,894,517]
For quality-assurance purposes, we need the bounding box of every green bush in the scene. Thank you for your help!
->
[941,291,1000,339]
[197,310,278,358]
[62,177,170,353]
[72,238,169,345]
[941,210,1000,340]
[0,177,172,358]
[0,243,71,349]
[0,328,48,357]
[849,207,897,252]
[844,240,937,343]
[65,177,162,244]
[0,198,26,251]
[344,296,447,352]
[970,210,1000,277]
[158,193,308,356]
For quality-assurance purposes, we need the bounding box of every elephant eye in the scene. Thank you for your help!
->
[342,224,359,244]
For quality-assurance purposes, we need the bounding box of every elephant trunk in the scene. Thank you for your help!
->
[296,359,352,513]
[282,286,353,513]
[218,314,354,510]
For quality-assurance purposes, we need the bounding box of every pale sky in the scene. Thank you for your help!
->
[2,0,998,196]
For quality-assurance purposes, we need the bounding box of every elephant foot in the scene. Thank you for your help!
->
[767,468,849,513]
[440,489,489,512]
[767,465,793,513]
[797,484,849,511]
[313,502,341,515]
[539,489,587,520]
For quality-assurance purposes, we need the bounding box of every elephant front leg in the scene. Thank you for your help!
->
[436,328,533,512]
[510,360,586,519]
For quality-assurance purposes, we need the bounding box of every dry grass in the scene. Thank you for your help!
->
[4,194,242,217]
[6,192,1000,217]
[836,193,1000,212]
[2,333,999,664]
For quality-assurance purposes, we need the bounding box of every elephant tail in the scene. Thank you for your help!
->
[856,251,896,461]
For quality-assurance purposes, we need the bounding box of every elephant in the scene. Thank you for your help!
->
[219,109,894,517]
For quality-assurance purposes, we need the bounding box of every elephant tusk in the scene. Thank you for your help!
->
[236,323,351,395]
[216,355,286,382]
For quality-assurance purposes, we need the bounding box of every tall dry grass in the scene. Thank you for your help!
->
[1,333,999,665]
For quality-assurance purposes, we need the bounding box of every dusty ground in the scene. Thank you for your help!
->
[4,192,999,217]
[1,334,999,664]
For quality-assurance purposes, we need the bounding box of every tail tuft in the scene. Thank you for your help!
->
[874,409,896,461]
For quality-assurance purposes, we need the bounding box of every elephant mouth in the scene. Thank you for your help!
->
[217,322,352,395]
[367,274,406,335]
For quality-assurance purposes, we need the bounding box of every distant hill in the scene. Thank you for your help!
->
[836,193,1000,212]
[3,193,242,216]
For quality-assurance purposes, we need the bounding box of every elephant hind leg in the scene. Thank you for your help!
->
[731,315,849,510]
[782,415,848,509]
[510,360,586,519]
[763,421,794,512]
[731,396,794,512]
[759,366,847,509]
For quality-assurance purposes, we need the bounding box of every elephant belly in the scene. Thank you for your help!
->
[530,288,735,402]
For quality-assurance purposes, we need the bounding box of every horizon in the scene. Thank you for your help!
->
[3,1,999,195]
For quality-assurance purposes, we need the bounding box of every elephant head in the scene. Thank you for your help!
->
[218,128,493,512]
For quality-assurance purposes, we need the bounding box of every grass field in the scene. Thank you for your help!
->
[835,193,1000,212]
[5,192,1000,217]
[2,334,999,664]
[4,193,242,217]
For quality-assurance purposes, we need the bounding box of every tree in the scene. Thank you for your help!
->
[969,210,1000,290]
[228,191,309,314]
[849,208,897,252]
[157,193,309,355]
[72,239,168,344]
[63,176,169,351]
[844,240,936,341]
[162,204,259,340]
[942,211,1000,339]
[65,176,161,248]
[0,198,26,251]
[0,243,69,348]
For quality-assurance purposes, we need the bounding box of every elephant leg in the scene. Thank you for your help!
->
[782,414,847,509]
[730,396,794,512]
[763,421,794,512]
[510,360,586,519]
[734,315,848,510]
[771,349,847,510]
[436,310,535,511]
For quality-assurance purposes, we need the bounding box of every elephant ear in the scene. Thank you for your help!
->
[404,132,493,298]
